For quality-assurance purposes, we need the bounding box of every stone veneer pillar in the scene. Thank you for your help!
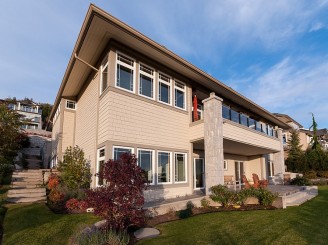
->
[202,92,224,195]
[273,128,285,175]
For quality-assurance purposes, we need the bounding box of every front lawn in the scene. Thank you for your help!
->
[3,203,100,245]
[139,186,328,245]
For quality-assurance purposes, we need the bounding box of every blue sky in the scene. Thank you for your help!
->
[0,0,327,129]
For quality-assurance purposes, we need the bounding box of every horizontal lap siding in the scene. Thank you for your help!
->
[223,121,280,151]
[99,90,189,150]
[75,77,98,167]
[51,115,61,158]
[61,111,75,152]
[189,122,204,141]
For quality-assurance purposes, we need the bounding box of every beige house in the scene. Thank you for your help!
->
[49,5,290,201]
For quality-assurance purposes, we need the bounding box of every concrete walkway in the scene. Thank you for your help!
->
[134,228,160,240]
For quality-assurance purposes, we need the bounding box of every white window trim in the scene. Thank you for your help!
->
[138,63,155,100]
[115,52,136,93]
[112,146,134,161]
[157,151,172,185]
[137,148,155,185]
[158,72,172,106]
[174,152,187,183]
[100,57,109,94]
[174,80,186,110]
[96,147,106,187]
[65,100,76,110]
[224,160,228,171]
[193,158,205,190]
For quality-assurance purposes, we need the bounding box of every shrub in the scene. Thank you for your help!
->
[256,188,277,206]
[317,171,328,178]
[200,198,210,208]
[47,173,60,190]
[177,201,194,219]
[57,146,92,190]
[48,189,65,203]
[290,176,311,186]
[86,153,147,231]
[71,228,129,245]
[303,170,317,179]
[66,198,89,212]
[209,185,235,207]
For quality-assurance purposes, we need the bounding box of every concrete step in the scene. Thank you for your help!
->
[12,179,43,184]
[11,183,44,188]
[7,192,46,198]
[285,186,318,207]
[13,170,44,174]
[7,188,46,194]
[7,196,46,203]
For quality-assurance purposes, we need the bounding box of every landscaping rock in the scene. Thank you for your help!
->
[93,220,107,229]
[134,228,160,240]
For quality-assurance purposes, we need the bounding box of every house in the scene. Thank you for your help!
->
[48,4,290,201]
[3,99,43,130]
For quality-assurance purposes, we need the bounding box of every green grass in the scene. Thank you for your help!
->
[139,186,328,245]
[3,203,100,245]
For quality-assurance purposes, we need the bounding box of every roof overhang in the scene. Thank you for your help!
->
[49,4,290,130]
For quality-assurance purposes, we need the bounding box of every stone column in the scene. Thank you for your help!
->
[202,92,224,195]
[273,128,285,175]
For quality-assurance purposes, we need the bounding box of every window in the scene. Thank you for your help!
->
[116,53,135,92]
[283,134,287,144]
[222,105,230,120]
[138,149,154,184]
[192,103,203,121]
[157,151,171,184]
[174,81,185,109]
[231,109,240,123]
[240,114,248,127]
[96,148,106,186]
[139,64,154,99]
[113,146,133,161]
[66,100,76,110]
[249,118,255,130]
[256,121,262,132]
[100,57,108,93]
[158,73,171,104]
[175,153,187,183]
[224,160,228,170]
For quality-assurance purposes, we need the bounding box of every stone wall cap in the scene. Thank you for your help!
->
[202,92,223,103]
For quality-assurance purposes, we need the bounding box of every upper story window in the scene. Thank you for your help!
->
[158,73,171,105]
[100,57,108,94]
[174,81,186,109]
[139,64,154,99]
[240,114,248,127]
[116,53,135,92]
[66,100,76,110]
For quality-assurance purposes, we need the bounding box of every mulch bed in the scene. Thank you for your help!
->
[147,205,276,227]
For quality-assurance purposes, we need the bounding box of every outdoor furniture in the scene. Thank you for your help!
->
[241,175,251,189]
[224,175,234,186]
[283,174,291,185]
[252,173,268,188]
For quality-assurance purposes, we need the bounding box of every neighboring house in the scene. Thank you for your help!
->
[300,128,328,151]
[4,99,43,129]
[48,5,290,201]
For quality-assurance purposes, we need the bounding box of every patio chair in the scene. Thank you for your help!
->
[241,175,251,189]
[224,175,234,186]
[252,173,268,188]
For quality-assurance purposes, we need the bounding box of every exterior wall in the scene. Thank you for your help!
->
[51,104,62,165]
[189,120,204,142]
[223,120,281,151]
[74,74,99,184]
[61,110,75,152]
[299,131,310,151]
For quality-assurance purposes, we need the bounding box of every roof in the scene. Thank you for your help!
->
[273,113,303,128]
[49,4,290,130]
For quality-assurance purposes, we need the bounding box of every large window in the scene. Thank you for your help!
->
[157,151,171,184]
[175,153,187,183]
[231,109,240,123]
[139,64,154,99]
[100,57,108,93]
[222,105,230,119]
[158,73,171,104]
[240,114,248,127]
[138,149,154,184]
[113,146,133,161]
[116,53,135,92]
[174,81,185,109]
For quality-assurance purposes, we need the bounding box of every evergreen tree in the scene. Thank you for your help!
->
[286,129,305,172]
[309,113,321,151]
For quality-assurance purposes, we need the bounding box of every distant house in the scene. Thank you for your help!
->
[5,99,42,130]
[48,5,290,201]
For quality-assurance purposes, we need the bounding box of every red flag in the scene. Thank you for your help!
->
[193,95,199,121]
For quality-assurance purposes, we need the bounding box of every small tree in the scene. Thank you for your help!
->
[86,153,147,231]
[286,130,305,172]
[57,146,91,190]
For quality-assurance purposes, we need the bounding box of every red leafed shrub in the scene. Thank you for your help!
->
[86,153,148,231]
[78,200,88,210]
[47,173,60,190]
[66,198,89,211]
[48,189,65,203]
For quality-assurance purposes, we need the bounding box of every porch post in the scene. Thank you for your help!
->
[202,92,224,195]
[273,128,285,175]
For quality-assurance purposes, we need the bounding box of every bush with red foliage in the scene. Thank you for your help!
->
[86,153,148,230]
[65,198,89,212]
[47,173,60,190]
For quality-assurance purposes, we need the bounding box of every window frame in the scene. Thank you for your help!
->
[65,100,76,110]
[137,148,155,185]
[174,152,187,183]
[115,52,136,93]
[157,151,172,185]
[96,147,106,187]
[112,146,134,161]
[100,56,109,94]
[224,160,228,171]
[138,63,155,100]
[174,80,186,110]
[158,72,172,106]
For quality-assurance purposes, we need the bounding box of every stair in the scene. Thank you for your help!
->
[7,170,47,203]
[285,186,318,207]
